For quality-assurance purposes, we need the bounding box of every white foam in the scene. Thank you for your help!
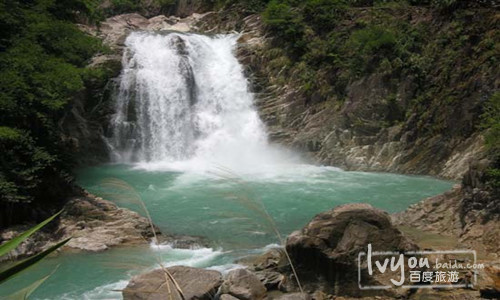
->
[207,264,246,276]
[55,280,128,300]
[262,243,282,251]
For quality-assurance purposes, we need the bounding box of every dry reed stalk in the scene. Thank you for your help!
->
[210,166,304,293]
[100,178,185,300]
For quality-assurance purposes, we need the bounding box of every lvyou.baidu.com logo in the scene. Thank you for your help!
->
[358,244,483,289]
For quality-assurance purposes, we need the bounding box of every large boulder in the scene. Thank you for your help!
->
[123,266,222,300]
[220,268,267,300]
[286,203,416,295]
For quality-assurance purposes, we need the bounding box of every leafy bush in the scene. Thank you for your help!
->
[431,0,458,10]
[480,92,500,191]
[481,93,500,155]
[0,1,102,218]
[263,0,306,56]
[109,0,139,14]
[220,0,271,12]
[302,0,347,33]
[101,0,177,16]
[0,128,56,203]
[346,26,397,75]
[349,26,397,55]
[485,167,500,190]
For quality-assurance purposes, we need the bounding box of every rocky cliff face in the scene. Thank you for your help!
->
[393,160,500,256]
[229,7,498,180]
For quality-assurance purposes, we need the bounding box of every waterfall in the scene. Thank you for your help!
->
[109,32,286,172]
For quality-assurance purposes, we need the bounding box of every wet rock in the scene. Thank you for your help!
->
[220,268,267,300]
[253,247,288,271]
[286,203,416,295]
[480,287,500,299]
[274,293,312,300]
[123,266,222,300]
[98,13,150,50]
[255,270,285,290]
[58,194,161,252]
[220,294,239,300]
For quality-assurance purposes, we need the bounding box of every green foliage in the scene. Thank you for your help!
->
[481,92,500,156]
[219,0,271,13]
[302,0,347,33]
[349,26,397,56]
[481,92,500,194]
[346,26,397,75]
[0,126,22,140]
[431,0,458,10]
[101,0,177,16]
[0,238,70,284]
[0,129,56,203]
[485,168,500,190]
[0,1,102,210]
[263,0,306,56]
[109,0,140,14]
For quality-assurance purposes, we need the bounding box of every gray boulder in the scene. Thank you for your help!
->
[286,203,416,296]
[123,266,222,300]
[220,268,267,300]
[254,270,284,290]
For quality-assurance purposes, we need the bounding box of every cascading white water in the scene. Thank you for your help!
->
[109,32,291,172]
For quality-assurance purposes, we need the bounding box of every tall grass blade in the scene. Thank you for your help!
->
[0,238,70,284]
[212,166,304,293]
[99,178,185,300]
[0,211,62,257]
[5,265,60,300]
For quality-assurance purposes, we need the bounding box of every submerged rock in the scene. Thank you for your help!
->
[123,266,222,300]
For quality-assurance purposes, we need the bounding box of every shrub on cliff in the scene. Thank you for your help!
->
[345,26,397,75]
[263,0,306,56]
[481,92,500,190]
[482,93,500,155]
